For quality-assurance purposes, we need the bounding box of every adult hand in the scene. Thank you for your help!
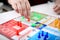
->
[8,0,31,18]
[53,0,60,14]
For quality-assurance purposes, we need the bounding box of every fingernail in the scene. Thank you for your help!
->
[27,17,30,22]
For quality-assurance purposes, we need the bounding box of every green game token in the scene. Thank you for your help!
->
[32,23,36,27]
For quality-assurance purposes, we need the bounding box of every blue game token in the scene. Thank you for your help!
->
[44,36,47,40]
[43,32,48,40]
[38,33,41,38]
[43,24,47,27]
[42,31,44,36]
[45,32,48,38]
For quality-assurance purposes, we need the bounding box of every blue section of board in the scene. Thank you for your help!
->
[28,30,60,40]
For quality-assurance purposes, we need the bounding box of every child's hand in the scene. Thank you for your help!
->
[8,0,31,18]
[53,0,60,14]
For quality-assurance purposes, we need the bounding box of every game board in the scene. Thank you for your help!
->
[0,11,60,40]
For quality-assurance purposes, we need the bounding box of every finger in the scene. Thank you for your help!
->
[20,0,27,18]
[54,5,60,12]
[11,3,19,13]
[24,10,27,18]
[19,0,24,16]
[56,10,60,14]
[53,5,57,9]
[24,0,31,18]
[16,1,22,15]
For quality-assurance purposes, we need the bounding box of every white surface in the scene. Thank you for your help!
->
[31,2,60,18]
[0,11,20,24]
[0,2,60,40]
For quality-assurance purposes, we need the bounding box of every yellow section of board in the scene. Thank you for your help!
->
[49,19,60,30]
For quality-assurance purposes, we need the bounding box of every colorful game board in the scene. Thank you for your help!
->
[0,11,60,40]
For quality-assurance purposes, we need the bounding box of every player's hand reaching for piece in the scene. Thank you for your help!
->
[8,0,31,19]
[53,0,60,14]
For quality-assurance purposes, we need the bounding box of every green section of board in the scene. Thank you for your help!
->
[30,12,47,21]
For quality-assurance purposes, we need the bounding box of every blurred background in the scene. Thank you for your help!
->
[0,0,53,13]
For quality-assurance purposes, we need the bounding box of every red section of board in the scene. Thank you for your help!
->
[0,20,28,39]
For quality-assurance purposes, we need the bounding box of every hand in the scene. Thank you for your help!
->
[53,0,60,14]
[8,0,31,18]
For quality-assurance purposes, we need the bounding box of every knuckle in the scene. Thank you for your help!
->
[22,7,26,11]
[18,7,22,10]
[27,7,30,10]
